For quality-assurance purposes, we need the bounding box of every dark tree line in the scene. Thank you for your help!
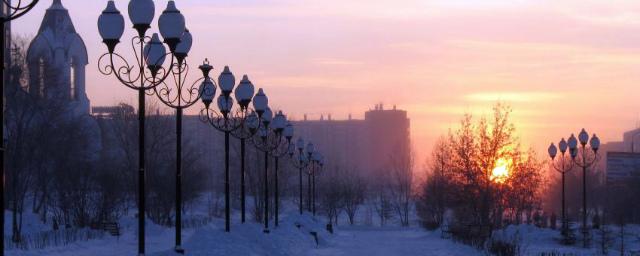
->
[318,166,367,226]
[4,37,209,243]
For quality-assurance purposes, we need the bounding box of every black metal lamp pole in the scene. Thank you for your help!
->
[152,31,207,253]
[98,1,185,254]
[264,149,269,231]
[289,138,310,215]
[1,2,39,254]
[312,164,316,216]
[250,106,288,233]
[308,162,313,212]
[315,155,324,216]
[200,68,255,233]
[548,140,574,237]
[567,130,600,248]
[230,110,261,224]
[231,125,256,223]
[310,151,324,217]
[270,122,293,226]
[305,142,315,212]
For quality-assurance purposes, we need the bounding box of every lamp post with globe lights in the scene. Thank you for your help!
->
[548,138,575,239]
[318,156,325,215]
[229,97,262,223]
[305,142,315,212]
[270,121,294,226]
[199,66,258,232]
[0,0,39,254]
[567,129,600,248]
[289,138,311,215]
[250,106,289,233]
[310,151,324,216]
[151,33,211,252]
[98,1,185,254]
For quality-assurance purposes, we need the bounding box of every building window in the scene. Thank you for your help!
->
[38,58,45,98]
[70,62,75,100]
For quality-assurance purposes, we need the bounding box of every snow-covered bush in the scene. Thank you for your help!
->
[486,230,524,256]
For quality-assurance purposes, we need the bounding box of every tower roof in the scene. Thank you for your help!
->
[39,0,76,35]
[51,0,63,9]
[27,0,87,65]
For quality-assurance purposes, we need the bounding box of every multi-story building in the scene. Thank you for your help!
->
[285,103,411,180]
[91,104,412,183]
[599,128,640,183]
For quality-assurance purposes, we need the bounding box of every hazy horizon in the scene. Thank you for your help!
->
[13,0,640,161]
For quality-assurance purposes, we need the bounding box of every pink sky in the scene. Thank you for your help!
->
[12,0,640,163]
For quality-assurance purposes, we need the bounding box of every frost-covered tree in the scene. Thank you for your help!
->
[341,169,366,225]
[385,143,414,227]
[416,103,545,244]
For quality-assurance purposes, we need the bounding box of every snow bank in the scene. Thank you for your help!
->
[153,213,330,256]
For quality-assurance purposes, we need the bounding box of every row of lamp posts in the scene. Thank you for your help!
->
[0,1,597,255]
[98,0,326,254]
[287,139,324,216]
[548,128,599,248]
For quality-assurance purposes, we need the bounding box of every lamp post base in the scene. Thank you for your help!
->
[175,246,185,254]
[263,229,270,234]
[582,227,591,248]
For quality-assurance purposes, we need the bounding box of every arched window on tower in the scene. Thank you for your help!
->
[70,60,76,100]
[38,58,45,98]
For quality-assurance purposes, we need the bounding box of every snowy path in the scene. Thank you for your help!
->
[307,226,480,256]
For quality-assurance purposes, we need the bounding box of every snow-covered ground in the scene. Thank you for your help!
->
[5,205,640,255]
[309,226,480,256]
[498,224,640,255]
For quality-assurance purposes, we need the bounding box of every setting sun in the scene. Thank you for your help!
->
[490,158,511,183]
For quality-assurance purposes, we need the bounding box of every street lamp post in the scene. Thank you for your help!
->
[199,66,256,233]
[289,138,310,215]
[548,139,574,239]
[151,33,210,253]
[1,2,40,254]
[567,129,600,248]
[250,104,288,233]
[310,151,324,216]
[98,1,183,254]
[305,142,315,212]
[229,96,261,223]
[270,120,293,226]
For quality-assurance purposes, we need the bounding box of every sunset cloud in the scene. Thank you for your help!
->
[464,92,561,103]
[12,0,640,161]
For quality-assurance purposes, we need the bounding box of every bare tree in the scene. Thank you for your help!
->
[341,169,366,225]
[371,184,393,227]
[5,36,37,242]
[318,166,343,225]
[386,143,414,227]
[607,181,634,255]
[416,137,452,229]
[415,104,545,245]
[106,104,208,225]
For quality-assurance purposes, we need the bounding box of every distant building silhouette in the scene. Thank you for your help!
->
[599,127,640,183]
[90,104,411,182]
[15,0,102,157]
[26,0,90,116]
[91,104,136,119]
[291,104,411,180]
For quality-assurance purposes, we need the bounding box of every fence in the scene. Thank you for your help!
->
[4,228,106,251]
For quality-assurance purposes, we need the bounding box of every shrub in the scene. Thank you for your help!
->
[486,230,524,256]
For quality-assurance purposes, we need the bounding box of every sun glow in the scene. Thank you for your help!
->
[490,158,511,183]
